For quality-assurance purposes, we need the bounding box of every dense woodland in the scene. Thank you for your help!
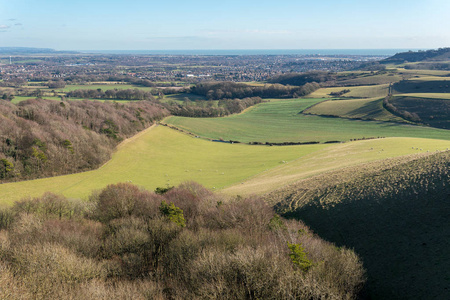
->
[66,88,156,101]
[191,81,320,99]
[0,99,168,182]
[165,97,263,117]
[0,182,365,299]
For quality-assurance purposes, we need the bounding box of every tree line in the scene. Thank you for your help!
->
[0,99,168,182]
[165,97,263,117]
[190,81,320,100]
[66,88,156,101]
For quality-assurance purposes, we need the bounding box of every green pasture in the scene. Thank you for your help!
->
[309,84,390,98]
[164,98,450,143]
[0,125,329,205]
[337,73,402,85]
[224,137,450,195]
[304,98,404,122]
[395,93,450,99]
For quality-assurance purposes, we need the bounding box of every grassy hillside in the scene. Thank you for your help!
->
[303,98,404,122]
[0,125,329,205]
[309,85,390,98]
[391,96,450,129]
[164,98,450,143]
[222,137,450,195]
[269,151,450,299]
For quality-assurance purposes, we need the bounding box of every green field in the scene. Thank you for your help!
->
[303,98,404,122]
[164,98,450,143]
[0,125,329,205]
[337,73,402,85]
[223,137,450,195]
[309,84,390,98]
[1,124,448,205]
[396,93,450,99]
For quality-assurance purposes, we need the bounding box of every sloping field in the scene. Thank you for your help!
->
[0,125,329,205]
[391,96,450,129]
[303,98,404,122]
[337,73,401,85]
[396,92,450,99]
[309,84,389,98]
[270,151,450,299]
[165,98,450,143]
[223,137,450,195]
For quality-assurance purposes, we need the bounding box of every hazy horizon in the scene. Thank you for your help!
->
[1,0,449,50]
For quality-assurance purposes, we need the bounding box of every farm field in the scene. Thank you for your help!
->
[0,125,328,205]
[309,84,390,98]
[303,97,404,122]
[391,96,450,129]
[1,124,448,205]
[164,98,450,143]
[396,92,450,99]
[337,73,402,85]
[223,137,450,195]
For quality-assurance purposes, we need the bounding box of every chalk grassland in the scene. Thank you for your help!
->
[303,98,404,122]
[0,125,329,205]
[309,84,390,98]
[164,98,450,143]
[336,73,402,85]
[270,151,450,299]
[395,93,450,99]
[222,137,450,195]
[395,68,450,76]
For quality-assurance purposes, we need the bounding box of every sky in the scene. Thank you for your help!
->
[0,0,449,51]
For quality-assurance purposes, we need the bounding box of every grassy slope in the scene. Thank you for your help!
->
[309,84,390,98]
[396,93,450,99]
[223,137,450,195]
[165,98,450,143]
[270,151,450,299]
[303,98,404,122]
[0,125,329,205]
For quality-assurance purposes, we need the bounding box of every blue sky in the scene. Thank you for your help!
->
[0,0,448,50]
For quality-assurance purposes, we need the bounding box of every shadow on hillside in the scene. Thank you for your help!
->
[283,191,450,299]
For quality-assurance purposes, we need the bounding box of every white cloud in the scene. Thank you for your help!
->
[0,25,10,29]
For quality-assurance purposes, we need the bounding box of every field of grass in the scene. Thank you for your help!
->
[0,125,329,205]
[397,68,450,76]
[271,151,450,299]
[223,137,450,195]
[396,93,450,99]
[309,84,390,98]
[337,73,402,85]
[391,96,450,129]
[303,98,404,122]
[164,98,450,143]
[393,79,450,94]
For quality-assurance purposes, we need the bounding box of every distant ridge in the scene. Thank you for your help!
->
[382,48,450,64]
[0,47,78,55]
